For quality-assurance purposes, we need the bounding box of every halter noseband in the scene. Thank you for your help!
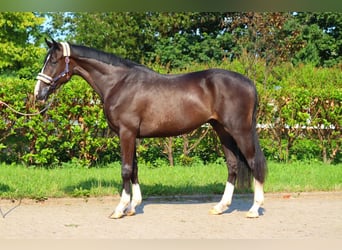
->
[36,42,71,88]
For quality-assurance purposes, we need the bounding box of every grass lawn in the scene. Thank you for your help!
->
[0,161,341,200]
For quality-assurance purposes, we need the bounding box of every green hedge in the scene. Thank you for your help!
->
[0,61,341,167]
[255,63,341,163]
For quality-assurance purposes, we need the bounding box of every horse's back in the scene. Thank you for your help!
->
[171,68,256,98]
[185,68,257,108]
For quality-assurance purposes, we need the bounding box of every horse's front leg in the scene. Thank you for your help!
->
[125,152,142,216]
[209,135,237,215]
[110,128,138,219]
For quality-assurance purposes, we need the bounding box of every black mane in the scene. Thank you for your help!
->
[70,44,143,69]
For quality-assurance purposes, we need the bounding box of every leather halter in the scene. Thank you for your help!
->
[36,42,71,88]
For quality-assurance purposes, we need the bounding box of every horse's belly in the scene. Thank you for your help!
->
[138,112,209,138]
[132,87,213,137]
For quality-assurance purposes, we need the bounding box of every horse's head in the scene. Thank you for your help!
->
[34,38,72,102]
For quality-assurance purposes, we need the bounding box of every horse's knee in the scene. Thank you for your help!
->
[122,164,133,180]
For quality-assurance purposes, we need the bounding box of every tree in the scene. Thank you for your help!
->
[145,12,234,69]
[44,12,342,69]
[226,12,305,82]
[46,12,234,68]
[46,12,157,63]
[293,12,342,67]
[0,12,46,78]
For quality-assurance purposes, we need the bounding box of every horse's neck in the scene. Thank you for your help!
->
[72,56,129,101]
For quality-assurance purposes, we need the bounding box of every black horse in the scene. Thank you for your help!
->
[34,39,267,219]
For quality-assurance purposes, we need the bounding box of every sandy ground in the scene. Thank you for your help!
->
[0,192,341,239]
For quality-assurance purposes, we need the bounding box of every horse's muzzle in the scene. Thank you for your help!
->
[34,80,50,102]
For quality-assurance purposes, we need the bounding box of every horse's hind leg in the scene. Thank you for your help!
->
[245,178,264,218]
[234,132,266,218]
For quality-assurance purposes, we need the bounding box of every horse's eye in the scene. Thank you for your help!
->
[51,60,58,65]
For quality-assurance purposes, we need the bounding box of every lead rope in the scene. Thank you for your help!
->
[0,95,55,116]
[0,199,22,218]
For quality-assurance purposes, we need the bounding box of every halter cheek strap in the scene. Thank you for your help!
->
[36,42,71,85]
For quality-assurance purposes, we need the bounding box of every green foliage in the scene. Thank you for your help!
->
[0,12,46,78]
[2,12,341,78]
[256,63,341,163]
[294,12,342,67]
[0,77,120,166]
[46,12,342,68]
[147,26,234,69]
[47,12,234,69]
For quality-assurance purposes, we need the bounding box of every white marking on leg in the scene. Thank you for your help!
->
[210,182,234,215]
[132,183,142,207]
[126,184,142,216]
[246,178,264,218]
[254,178,264,205]
[111,189,130,219]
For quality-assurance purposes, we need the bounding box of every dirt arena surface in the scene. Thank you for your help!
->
[0,192,341,239]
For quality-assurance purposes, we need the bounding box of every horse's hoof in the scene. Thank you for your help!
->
[209,207,223,215]
[125,209,136,217]
[245,211,259,218]
[109,211,125,219]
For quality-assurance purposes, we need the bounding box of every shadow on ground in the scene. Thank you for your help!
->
[63,178,262,215]
[131,193,264,217]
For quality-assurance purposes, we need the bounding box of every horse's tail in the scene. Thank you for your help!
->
[236,90,267,191]
[236,150,253,191]
[251,127,267,184]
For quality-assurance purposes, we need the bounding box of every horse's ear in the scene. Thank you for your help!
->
[45,38,59,49]
[51,38,59,48]
[45,38,53,48]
